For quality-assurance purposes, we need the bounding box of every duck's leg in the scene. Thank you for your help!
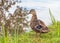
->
[36,32,40,37]
[35,32,37,37]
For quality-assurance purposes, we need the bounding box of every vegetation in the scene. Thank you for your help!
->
[0,0,29,36]
[0,0,60,43]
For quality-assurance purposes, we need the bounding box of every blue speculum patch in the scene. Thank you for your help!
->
[36,25,42,29]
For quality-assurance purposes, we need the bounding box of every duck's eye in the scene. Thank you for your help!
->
[36,25,42,29]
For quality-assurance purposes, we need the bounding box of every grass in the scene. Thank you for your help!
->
[0,23,60,43]
[0,9,60,43]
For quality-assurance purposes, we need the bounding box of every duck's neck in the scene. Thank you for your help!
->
[31,14,37,22]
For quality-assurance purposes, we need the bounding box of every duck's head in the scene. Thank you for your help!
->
[29,9,36,15]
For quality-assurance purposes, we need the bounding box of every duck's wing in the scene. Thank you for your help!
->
[30,19,45,29]
[30,20,49,33]
[37,20,49,33]
[38,20,46,27]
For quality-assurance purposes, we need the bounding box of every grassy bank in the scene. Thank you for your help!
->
[0,22,60,43]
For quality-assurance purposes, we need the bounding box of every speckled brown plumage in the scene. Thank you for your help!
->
[29,9,49,33]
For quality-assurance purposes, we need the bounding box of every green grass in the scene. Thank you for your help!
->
[0,9,60,43]
[0,23,60,43]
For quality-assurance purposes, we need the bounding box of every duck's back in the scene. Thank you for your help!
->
[30,19,45,28]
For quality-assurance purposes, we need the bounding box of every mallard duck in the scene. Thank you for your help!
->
[29,9,49,33]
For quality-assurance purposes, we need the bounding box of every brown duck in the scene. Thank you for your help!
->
[29,9,49,33]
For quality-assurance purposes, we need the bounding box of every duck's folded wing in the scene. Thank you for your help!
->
[38,20,50,32]
[38,20,46,27]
